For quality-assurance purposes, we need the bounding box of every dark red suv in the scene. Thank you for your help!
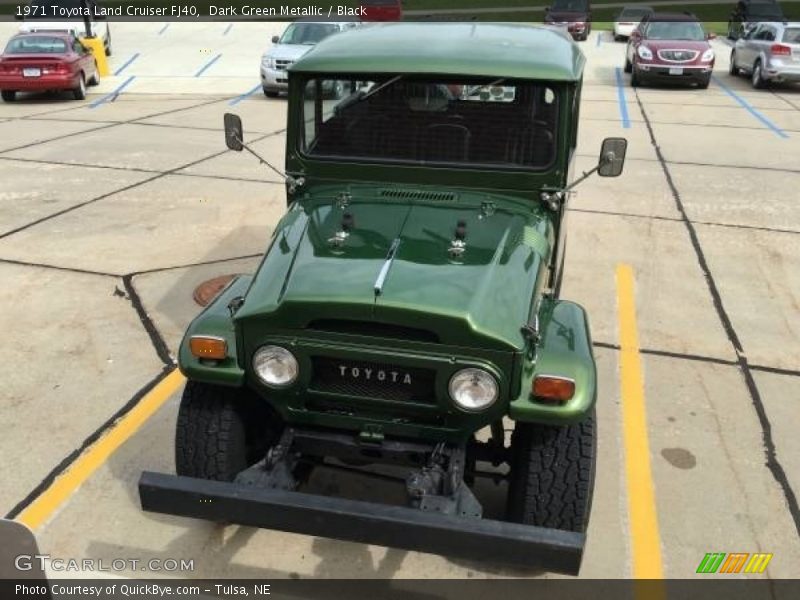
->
[625,13,716,88]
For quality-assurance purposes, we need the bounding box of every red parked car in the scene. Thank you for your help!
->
[625,13,716,88]
[360,0,403,21]
[0,32,99,102]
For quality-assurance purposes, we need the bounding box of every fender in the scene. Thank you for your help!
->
[177,275,252,387]
[509,299,597,425]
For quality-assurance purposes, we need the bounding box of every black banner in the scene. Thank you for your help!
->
[1,579,800,600]
[1,1,799,23]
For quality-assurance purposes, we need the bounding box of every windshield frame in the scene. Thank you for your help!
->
[295,73,562,174]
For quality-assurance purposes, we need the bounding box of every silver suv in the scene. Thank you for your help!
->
[730,21,800,88]
[260,20,359,98]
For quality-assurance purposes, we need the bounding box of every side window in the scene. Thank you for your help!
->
[764,27,776,42]
[73,40,84,54]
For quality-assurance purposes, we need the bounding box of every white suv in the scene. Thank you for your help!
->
[260,20,358,98]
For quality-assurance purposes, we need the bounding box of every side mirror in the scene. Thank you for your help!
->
[224,113,244,151]
[271,35,280,44]
[598,138,627,177]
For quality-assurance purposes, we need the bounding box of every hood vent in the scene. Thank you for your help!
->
[380,189,457,202]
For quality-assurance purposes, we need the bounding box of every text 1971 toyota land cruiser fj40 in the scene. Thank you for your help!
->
[138,23,626,575]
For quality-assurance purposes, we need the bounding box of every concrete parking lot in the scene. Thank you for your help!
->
[1,21,798,580]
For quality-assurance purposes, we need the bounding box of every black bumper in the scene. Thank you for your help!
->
[138,471,585,575]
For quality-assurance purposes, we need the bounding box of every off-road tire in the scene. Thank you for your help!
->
[73,74,86,100]
[175,380,280,481]
[624,57,632,74]
[263,87,280,98]
[752,60,767,89]
[1,90,16,102]
[729,52,739,76]
[506,411,596,532]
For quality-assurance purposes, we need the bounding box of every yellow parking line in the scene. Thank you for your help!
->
[617,264,665,580]
[16,369,186,530]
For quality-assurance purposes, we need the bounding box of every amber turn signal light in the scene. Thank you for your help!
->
[532,375,575,405]
[189,336,227,360]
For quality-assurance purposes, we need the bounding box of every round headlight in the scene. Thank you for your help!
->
[253,345,298,388]
[448,368,498,412]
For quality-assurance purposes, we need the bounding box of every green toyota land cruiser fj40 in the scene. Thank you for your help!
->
[139,23,626,575]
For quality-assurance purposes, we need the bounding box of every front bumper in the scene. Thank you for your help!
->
[260,66,289,91]
[139,471,585,574]
[637,63,713,83]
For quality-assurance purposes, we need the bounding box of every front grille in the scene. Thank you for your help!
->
[310,357,436,404]
[275,59,293,71]
[657,49,700,63]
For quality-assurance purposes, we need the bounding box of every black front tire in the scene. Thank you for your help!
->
[631,66,641,87]
[263,87,280,98]
[624,56,632,74]
[506,412,596,532]
[175,381,280,481]
[698,74,711,89]
[1,90,16,102]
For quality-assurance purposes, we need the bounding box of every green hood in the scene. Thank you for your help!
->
[235,194,553,351]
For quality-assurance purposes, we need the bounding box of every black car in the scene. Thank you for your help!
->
[728,0,785,39]
[544,0,592,41]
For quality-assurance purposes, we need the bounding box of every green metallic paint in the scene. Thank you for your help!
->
[510,300,598,425]
[291,23,586,83]
[179,26,597,435]
[178,275,251,387]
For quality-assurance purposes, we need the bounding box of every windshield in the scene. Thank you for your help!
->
[278,23,339,45]
[301,76,559,171]
[645,21,706,41]
[5,35,68,53]
[551,0,588,12]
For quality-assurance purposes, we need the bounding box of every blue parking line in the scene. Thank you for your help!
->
[614,67,631,129]
[596,32,602,47]
[157,24,169,36]
[712,75,788,139]
[113,52,139,76]
[195,53,222,77]
[229,83,262,106]
[223,24,233,36]
[88,75,135,109]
